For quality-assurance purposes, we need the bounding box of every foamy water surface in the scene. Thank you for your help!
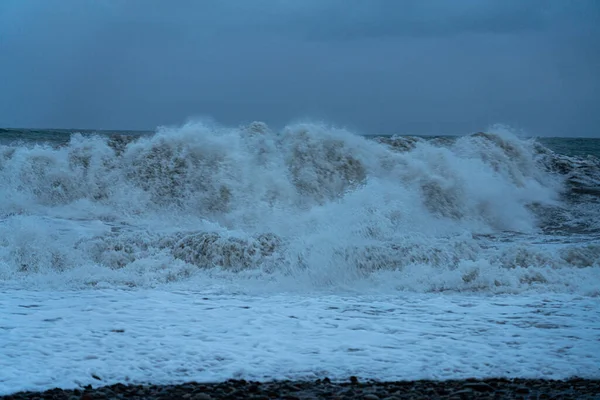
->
[1,122,599,394]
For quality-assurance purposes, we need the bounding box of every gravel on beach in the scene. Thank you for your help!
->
[2,377,599,400]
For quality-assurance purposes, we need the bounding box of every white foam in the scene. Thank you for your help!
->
[1,289,598,395]
[1,124,600,394]
[0,122,599,293]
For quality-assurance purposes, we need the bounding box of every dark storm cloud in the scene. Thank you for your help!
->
[0,0,598,136]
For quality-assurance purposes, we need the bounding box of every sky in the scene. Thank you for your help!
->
[0,0,599,136]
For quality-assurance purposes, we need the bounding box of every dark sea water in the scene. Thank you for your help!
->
[0,128,152,146]
[540,137,600,158]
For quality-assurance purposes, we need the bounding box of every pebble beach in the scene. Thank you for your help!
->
[2,378,600,400]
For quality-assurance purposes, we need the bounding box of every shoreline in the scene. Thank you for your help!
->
[2,378,599,400]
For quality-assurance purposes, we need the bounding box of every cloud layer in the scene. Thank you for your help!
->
[1,0,598,136]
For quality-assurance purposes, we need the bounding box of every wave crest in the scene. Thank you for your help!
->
[1,121,599,293]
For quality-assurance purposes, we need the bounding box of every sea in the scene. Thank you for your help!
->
[0,122,599,394]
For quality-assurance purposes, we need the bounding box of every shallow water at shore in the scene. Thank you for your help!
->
[1,289,598,395]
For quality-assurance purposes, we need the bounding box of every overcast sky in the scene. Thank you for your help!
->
[1,0,599,136]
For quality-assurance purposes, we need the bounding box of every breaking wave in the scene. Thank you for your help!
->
[1,122,599,294]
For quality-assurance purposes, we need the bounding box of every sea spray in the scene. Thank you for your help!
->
[0,122,599,293]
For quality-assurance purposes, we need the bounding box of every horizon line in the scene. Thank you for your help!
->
[0,126,597,140]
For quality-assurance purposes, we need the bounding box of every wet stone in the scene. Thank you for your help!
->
[515,386,530,394]
[462,382,495,392]
[3,378,600,400]
[363,394,380,400]
[449,388,474,397]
